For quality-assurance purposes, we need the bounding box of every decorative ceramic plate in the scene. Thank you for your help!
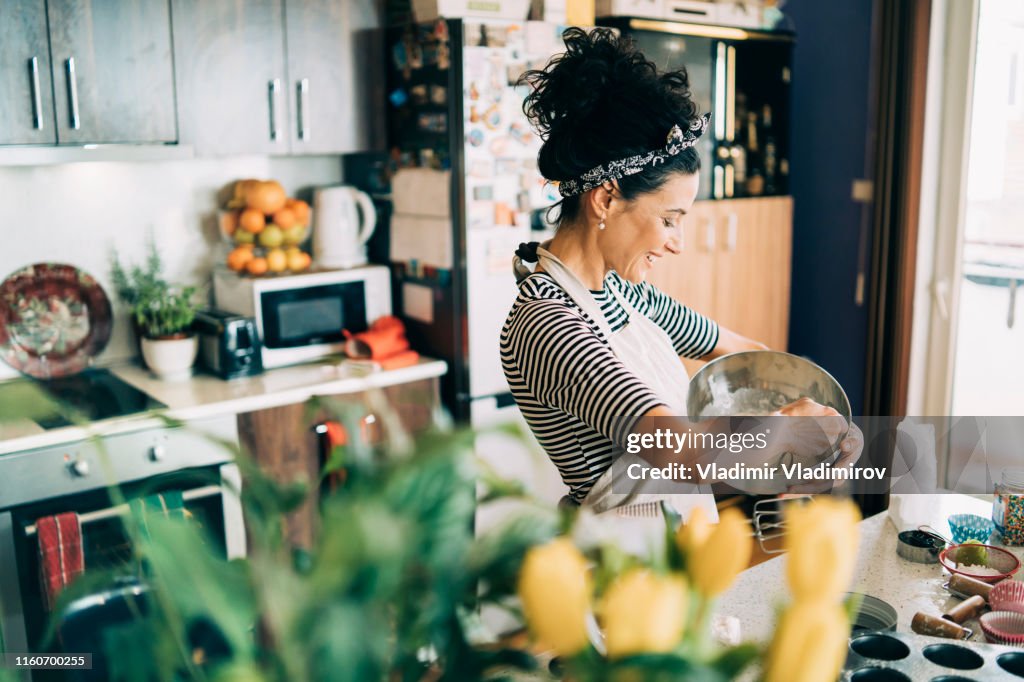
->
[0,263,113,378]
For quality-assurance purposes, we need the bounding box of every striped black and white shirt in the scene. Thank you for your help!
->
[500,270,720,503]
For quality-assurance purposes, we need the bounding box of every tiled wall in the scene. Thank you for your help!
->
[0,156,344,379]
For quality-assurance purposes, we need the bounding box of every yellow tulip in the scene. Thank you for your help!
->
[675,505,714,557]
[688,508,752,597]
[765,600,850,682]
[517,538,591,656]
[599,568,688,658]
[784,498,862,602]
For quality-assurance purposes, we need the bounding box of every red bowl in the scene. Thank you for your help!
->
[991,580,1024,614]
[938,544,1021,583]
[980,611,1024,646]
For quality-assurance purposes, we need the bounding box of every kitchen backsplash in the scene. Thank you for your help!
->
[0,156,344,380]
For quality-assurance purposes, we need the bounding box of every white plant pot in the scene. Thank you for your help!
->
[141,335,198,381]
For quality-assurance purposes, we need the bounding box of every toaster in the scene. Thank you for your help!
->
[193,308,263,380]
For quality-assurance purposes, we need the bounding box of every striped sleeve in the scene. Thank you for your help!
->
[503,298,666,445]
[614,275,719,359]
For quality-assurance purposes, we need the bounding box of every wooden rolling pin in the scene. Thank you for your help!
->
[912,612,971,639]
[943,595,987,624]
[948,573,996,601]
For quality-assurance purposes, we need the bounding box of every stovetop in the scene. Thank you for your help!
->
[0,368,165,430]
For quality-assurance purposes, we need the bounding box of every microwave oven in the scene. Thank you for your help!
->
[213,266,392,369]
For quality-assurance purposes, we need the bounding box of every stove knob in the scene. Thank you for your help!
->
[69,459,90,477]
[149,445,166,462]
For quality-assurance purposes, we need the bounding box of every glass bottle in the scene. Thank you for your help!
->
[993,468,1024,545]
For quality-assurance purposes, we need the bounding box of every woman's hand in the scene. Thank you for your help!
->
[772,398,863,494]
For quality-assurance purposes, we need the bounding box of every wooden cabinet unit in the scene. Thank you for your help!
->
[647,196,793,355]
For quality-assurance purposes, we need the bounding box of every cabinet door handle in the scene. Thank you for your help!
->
[65,57,80,130]
[726,213,738,251]
[29,56,43,130]
[268,78,281,141]
[704,218,716,252]
[297,78,310,141]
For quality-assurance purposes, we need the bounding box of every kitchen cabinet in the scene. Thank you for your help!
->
[648,196,792,355]
[172,0,378,156]
[0,0,56,144]
[47,0,176,144]
[236,377,441,548]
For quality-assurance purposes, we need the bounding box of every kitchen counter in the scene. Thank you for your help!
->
[717,493,1019,644]
[0,357,447,456]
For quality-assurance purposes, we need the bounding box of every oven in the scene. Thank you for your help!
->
[0,416,245,677]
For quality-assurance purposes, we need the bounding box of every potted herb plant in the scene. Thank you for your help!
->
[112,247,202,380]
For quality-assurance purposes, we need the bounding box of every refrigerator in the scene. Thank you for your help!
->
[598,17,795,200]
[382,18,565,427]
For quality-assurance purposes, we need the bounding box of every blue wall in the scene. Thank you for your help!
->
[784,0,876,414]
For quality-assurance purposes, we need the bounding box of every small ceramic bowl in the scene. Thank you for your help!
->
[980,611,1024,646]
[991,581,1024,614]
[948,513,995,544]
[939,544,1021,583]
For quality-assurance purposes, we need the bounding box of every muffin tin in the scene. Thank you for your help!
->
[844,629,1024,681]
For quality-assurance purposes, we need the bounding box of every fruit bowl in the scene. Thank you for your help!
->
[218,208,312,248]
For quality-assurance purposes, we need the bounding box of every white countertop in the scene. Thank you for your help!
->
[0,357,447,455]
[717,494,1020,644]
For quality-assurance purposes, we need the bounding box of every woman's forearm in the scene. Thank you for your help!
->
[701,325,767,360]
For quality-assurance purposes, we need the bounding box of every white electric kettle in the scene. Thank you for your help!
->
[312,185,378,269]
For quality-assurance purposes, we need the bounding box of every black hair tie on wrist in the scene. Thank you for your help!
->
[516,241,540,263]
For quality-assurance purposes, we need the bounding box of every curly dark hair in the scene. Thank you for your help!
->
[519,27,702,225]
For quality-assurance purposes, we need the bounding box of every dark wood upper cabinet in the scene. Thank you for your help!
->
[47,0,177,144]
[173,0,378,156]
[0,0,56,145]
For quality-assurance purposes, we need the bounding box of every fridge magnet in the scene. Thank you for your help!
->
[494,202,515,226]
[408,41,424,70]
[465,23,484,47]
[410,84,429,105]
[417,112,447,134]
[437,42,450,70]
[433,19,449,42]
[483,105,502,131]
[495,159,521,175]
[484,25,509,47]
[468,160,494,179]
[467,128,485,148]
[430,84,448,105]
[392,41,409,71]
[473,185,494,201]
[489,135,511,156]
[468,201,494,229]
[510,121,533,146]
[388,88,408,108]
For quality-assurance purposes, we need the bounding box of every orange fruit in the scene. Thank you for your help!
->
[272,207,297,229]
[288,199,310,225]
[220,210,239,236]
[246,257,269,276]
[226,245,255,271]
[266,248,287,273]
[248,180,287,214]
[239,208,266,234]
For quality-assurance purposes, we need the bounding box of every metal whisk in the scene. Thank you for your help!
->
[752,495,814,553]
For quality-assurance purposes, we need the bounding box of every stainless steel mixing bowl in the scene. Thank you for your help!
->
[687,350,852,421]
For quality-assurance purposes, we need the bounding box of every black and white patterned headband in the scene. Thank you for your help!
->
[555,113,712,198]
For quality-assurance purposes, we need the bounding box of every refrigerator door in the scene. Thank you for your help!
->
[460,20,563,401]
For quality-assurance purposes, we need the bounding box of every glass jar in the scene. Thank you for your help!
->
[993,468,1024,545]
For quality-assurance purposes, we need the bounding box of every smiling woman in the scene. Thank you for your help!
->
[500,28,832,522]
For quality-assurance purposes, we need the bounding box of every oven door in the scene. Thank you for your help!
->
[0,463,244,676]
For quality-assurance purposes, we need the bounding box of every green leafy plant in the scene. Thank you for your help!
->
[111,245,201,339]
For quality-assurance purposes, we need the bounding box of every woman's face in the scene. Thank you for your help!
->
[599,172,700,284]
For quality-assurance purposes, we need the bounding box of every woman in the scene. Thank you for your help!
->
[501,28,858,520]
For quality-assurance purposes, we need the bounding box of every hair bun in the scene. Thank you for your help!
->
[519,28,698,185]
